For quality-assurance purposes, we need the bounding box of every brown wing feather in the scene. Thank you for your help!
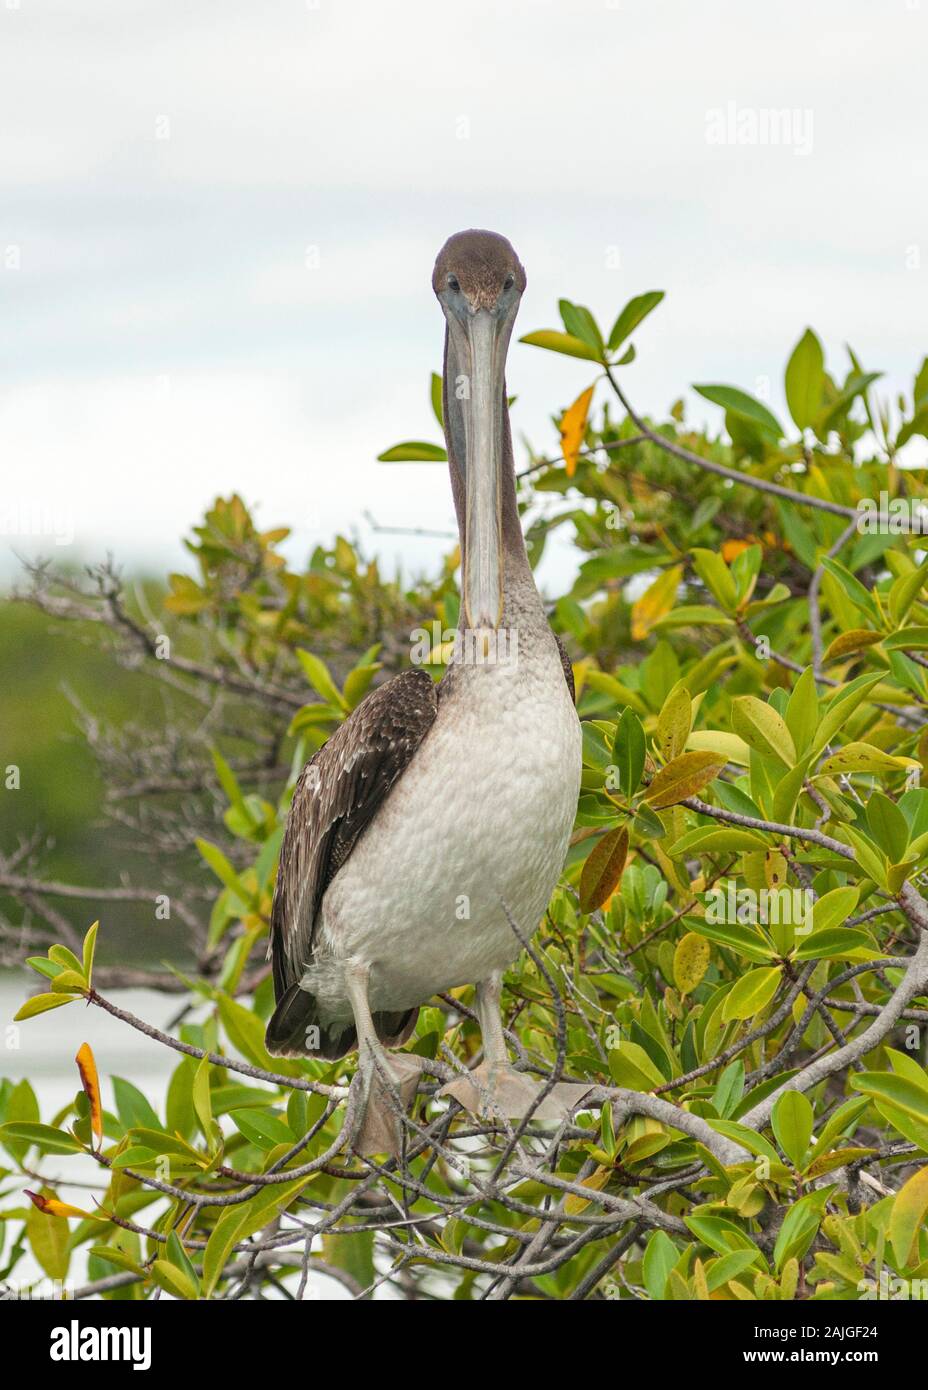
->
[269,667,439,1002]
[554,633,575,704]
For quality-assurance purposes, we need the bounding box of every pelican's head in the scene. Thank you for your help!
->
[433,230,525,633]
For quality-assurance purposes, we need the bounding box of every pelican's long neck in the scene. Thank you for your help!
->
[441,331,543,629]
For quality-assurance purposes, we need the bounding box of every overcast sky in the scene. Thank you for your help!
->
[1,0,925,588]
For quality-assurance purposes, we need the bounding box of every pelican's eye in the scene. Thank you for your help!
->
[503,275,514,292]
[447,274,460,293]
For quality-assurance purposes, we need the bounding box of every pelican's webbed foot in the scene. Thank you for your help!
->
[349,1045,428,1158]
[439,1061,589,1124]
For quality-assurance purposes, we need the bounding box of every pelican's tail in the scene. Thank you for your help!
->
[265,984,356,1060]
[265,984,419,1060]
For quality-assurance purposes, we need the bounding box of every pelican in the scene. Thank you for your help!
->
[266,230,583,1154]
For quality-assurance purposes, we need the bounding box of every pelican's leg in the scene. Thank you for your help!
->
[343,961,426,1158]
[440,971,591,1123]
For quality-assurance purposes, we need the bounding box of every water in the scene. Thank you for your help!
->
[0,975,350,1299]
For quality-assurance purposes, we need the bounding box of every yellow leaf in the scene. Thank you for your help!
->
[819,742,913,776]
[565,1165,611,1215]
[764,851,787,889]
[673,932,710,995]
[75,1042,103,1147]
[721,539,751,563]
[823,629,884,662]
[559,384,595,477]
[631,565,683,642]
[644,750,725,809]
[657,683,692,761]
[25,1190,99,1221]
[889,1166,928,1267]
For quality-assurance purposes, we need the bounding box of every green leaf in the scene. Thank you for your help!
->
[773,1194,825,1271]
[195,839,250,907]
[0,1080,39,1162]
[612,708,646,798]
[706,1249,762,1292]
[672,827,770,855]
[721,966,782,1021]
[48,943,84,975]
[792,927,874,961]
[807,1096,869,1163]
[217,995,278,1071]
[851,1072,928,1124]
[642,1229,678,1299]
[684,1211,767,1264]
[26,1187,71,1282]
[296,650,348,710]
[687,916,776,964]
[784,667,818,756]
[149,1258,199,1300]
[50,969,88,994]
[711,1061,745,1120]
[889,557,928,626]
[558,299,604,355]
[13,993,78,1021]
[430,372,443,428]
[192,1057,213,1142]
[691,547,738,611]
[377,441,447,462]
[819,557,879,622]
[81,920,99,986]
[230,1107,294,1150]
[810,885,859,935]
[693,384,783,440]
[810,674,883,755]
[202,1176,312,1298]
[771,1090,813,1169]
[607,291,665,353]
[731,696,796,768]
[784,329,825,430]
[608,1041,665,1090]
[112,1077,161,1133]
[771,758,812,825]
[817,371,881,432]
[0,1122,83,1155]
[866,791,910,863]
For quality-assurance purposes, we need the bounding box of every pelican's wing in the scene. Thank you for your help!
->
[268,667,439,1000]
[554,633,576,703]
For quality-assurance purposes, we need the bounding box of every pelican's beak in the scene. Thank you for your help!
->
[456,307,509,632]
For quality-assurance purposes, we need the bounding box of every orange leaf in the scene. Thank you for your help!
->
[579,826,629,913]
[75,1042,103,1147]
[559,385,595,478]
[721,539,752,563]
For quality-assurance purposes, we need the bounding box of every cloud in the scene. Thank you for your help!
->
[1,0,925,585]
